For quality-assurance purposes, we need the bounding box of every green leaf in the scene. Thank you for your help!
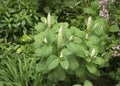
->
[85,35,100,47]
[67,42,78,53]
[76,45,86,57]
[34,22,46,32]
[72,84,82,86]
[53,66,66,81]
[73,37,82,44]
[51,16,57,25]
[33,32,45,48]
[45,46,53,57]
[86,63,97,74]
[46,55,57,66]
[41,17,46,23]
[36,59,47,73]
[74,28,85,38]
[61,48,71,56]
[64,28,72,39]
[45,30,56,44]
[91,0,99,10]
[94,27,105,36]
[75,64,86,78]
[67,43,86,57]
[60,60,69,70]
[69,56,79,70]
[83,80,93,86]
[93,57,105,65]
[48,58,60,70]
[83,7,96,14]
[35,45,51,57]
[109,25,119,32]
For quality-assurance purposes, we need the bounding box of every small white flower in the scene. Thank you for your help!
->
[69,35,73,41]
[85,34,89,39]
[91,48,96,57]
[100,25,103,30]
[93,23,98,29]
[60,52,63,58]
[44,37,47,43]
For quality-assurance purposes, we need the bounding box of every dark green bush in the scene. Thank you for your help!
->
[0,0,40,42]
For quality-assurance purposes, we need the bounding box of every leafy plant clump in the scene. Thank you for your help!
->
[32,13,112,86]
[0,0,40,42]
[0,0,120,86]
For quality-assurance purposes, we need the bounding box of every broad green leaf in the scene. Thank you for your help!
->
[52,23,61,33]
[44,46,53,57]
[83,80,93,86]
[94,26,105,36]
[94,18,107,30]
[67,43,86,57]
[64,28,72,39]
[86,63,97,74]
[67,42,78,53]
[75,64,86,77]
[45,30,56,44]
[33,32,45,48]
[74,28,85,38]
[76,45,86,57]
[48,58,60,70]
[41,17,46,23]
[35,45,49,57]
[83,7,96,14]
[89,35,100,44]
[109,25,119,32]
[85,35,100,47]
[46,55,57,66]
[36,59,46,72]
[58,22,69,29]
[54,66,66,81]
[60,60,69,70]
[69,56,79,70]
[51,16,57,25]
[73,37,82,44]
[34,22,46,32]
[93,57,105,65]
[91,0,99,9]
[72,84,82,86]
[61,48,71,56]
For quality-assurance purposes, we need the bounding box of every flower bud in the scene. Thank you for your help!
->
[69,35,73,41]
[87,17,92,32]
[58,26,63,48]
[47,13,51,28]
[85,34,89,39]
[43,37,47,43]
[60,52,63,58]
[90,48,96,57]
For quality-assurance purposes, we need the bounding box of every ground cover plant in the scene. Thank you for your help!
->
[0,0,120,86]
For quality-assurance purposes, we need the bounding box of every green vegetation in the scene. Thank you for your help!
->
[0,0,120,86]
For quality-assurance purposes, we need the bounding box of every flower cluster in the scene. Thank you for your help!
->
[111,0,116,3]
[99,0,109,19]
[99,0,116,19]
[112,45,120,57]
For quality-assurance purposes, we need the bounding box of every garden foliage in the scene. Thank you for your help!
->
[0,0,120,86]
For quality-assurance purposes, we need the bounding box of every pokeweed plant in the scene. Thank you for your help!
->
[33,13,111,85]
